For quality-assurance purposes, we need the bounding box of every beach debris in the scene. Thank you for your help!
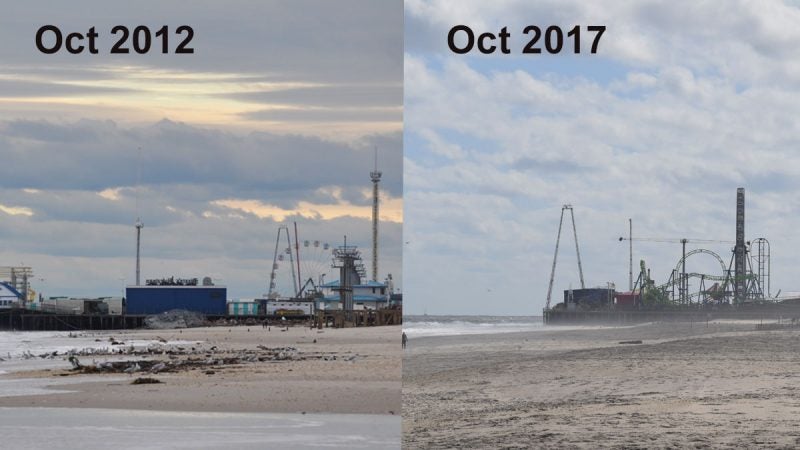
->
[61,345,328,376]
[144,309,207,329]
[68,355,82,369]
[131,377,161,385]
[618,340,643,345]
[123,363,142,374]
[275,349,299,360]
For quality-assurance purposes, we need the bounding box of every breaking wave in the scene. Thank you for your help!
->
[403,315,542,337]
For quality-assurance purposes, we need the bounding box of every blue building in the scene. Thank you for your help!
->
[0,282,22,309]
[318,280,390,311]
[125,285,227,315]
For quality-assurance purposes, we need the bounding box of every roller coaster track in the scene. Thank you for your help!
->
[654,248,729,291]
[656,248,758,294]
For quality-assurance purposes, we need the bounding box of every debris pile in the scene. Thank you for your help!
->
[144,310,208,329]
[131,377,161,385]
[63,346,326,375]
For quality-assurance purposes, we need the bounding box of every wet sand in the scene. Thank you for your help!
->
[0,325,401,415]
[0,407,400,449]
[403,321,800,448]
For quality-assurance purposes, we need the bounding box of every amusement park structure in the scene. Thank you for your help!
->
[370,147,382,282]
[267,222,338,299]
[545,188,775,312]
[268,224,299,299]
[545,204,585,310]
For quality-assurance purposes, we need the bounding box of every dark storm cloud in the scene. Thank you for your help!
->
[0,119,403,198]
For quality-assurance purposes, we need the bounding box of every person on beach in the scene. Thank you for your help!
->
[402,332,407,349]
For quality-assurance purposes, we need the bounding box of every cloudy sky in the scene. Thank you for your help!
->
[404,0,800,315]
[0,1,402,299]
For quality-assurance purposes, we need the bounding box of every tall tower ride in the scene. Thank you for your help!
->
[370,148,382,281]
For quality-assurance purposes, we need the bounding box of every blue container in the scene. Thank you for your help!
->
[125,286,227,315]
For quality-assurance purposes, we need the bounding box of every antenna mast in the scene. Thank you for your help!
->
[135,146,143,286]
[135,219,143,286]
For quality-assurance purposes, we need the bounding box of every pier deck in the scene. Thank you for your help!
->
[0,308,403,331]
[544,304,800,325]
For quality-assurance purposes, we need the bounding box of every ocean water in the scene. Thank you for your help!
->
[0,330,199,359]
[0,408,400,449]
[403,315,542,337]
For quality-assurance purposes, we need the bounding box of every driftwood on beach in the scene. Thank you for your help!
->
[65,345,353,376]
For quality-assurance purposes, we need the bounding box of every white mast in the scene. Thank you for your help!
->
[135,146,143,286]
[135,219,143,285]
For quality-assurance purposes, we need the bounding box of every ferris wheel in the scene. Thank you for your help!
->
[299,239,333,289]
[267,225,334,299]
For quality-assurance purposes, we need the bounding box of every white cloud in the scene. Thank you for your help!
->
[97,188,123,201]
[0,204,33,216]
[404,0,800,314]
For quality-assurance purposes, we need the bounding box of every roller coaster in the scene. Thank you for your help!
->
[545,188,774,311]
[633,244,769,307]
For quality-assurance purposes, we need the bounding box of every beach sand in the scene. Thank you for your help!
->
[403,321,800,448]
[0,325,402,415]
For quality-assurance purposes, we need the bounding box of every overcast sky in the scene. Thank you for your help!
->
[404,0,800,315]
[0,1,402,299]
